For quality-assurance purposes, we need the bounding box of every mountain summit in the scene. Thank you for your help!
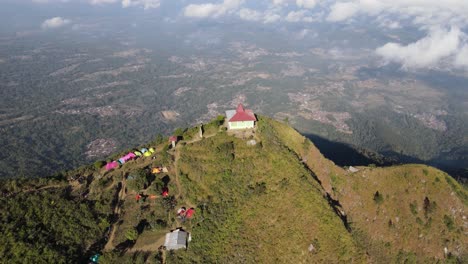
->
[0,116,466,263]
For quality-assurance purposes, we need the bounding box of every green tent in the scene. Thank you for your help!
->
[134,151,142,156]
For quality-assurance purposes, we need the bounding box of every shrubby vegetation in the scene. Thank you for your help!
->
[0,184,105,263]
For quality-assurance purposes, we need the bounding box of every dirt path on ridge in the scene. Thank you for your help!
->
[172,131,217,207]
[104,173,127,251]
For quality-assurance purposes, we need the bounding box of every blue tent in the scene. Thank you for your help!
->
[90,253,100,263]
[141,148,148,154]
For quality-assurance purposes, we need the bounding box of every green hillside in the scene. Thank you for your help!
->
[0,116,466,263]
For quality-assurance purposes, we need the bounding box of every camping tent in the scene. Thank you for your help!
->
[185,208,195,219]
[141,148,148,154]
[177,207,186,216]
[118,158,126,164]
[149,147,155,153]
[143,151,152,157]
[162,187,169,197]
[134,151,142,157]
[105,161,119,171]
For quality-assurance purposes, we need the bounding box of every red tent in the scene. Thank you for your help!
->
[136,194,142,201]
[185,208,195,219]
[162,187,169,197]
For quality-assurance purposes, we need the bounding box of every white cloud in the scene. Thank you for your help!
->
[89,0,160,9]
[185,4,219,18]
[376,27,462,69]
[89,0,118,4]
[239,8,262,21]
[326,0,468,29]
[271,0,288,6]
[285,10,314,22]
[296,0,316,9]
[41,17,71,29]
[454,45,468,67]
[184,0,244,18]
[327,2,358,22]
[121,0,160,9]
[263,11,281,23]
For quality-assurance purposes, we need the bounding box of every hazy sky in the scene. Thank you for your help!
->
[2,0,468,70]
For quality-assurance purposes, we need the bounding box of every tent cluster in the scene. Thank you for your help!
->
[176,207,195,221]
[105,147,155,171]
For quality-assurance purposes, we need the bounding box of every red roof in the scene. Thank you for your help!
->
[229,104,257,122]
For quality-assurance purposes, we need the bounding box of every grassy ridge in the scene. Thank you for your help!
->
[0,116,466,263]
[265,116,468,262]
[169,118,363,263]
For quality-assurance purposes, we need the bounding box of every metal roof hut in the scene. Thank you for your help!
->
[225,104,257,130]
[164,228,190,250]
[169,136,177,148]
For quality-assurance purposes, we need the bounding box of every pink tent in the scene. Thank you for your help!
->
[105,161,119,171]
[123,152,136,161]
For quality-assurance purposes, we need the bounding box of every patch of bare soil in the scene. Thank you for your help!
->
[160,110,180,121]
[85,138,118,159]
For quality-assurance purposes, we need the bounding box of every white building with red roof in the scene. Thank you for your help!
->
[225,104,257,130]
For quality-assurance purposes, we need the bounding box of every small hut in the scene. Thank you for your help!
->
[164,228,190,250]
[225,104,256,130]
[169,136,178,148]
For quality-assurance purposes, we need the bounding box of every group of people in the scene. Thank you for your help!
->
[135,186,169,203]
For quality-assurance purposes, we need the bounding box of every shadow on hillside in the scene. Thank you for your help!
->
[304,134,467,182]
[304,134,395,167]
[305,134,468,181]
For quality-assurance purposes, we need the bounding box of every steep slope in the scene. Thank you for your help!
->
[268,116,468,262]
